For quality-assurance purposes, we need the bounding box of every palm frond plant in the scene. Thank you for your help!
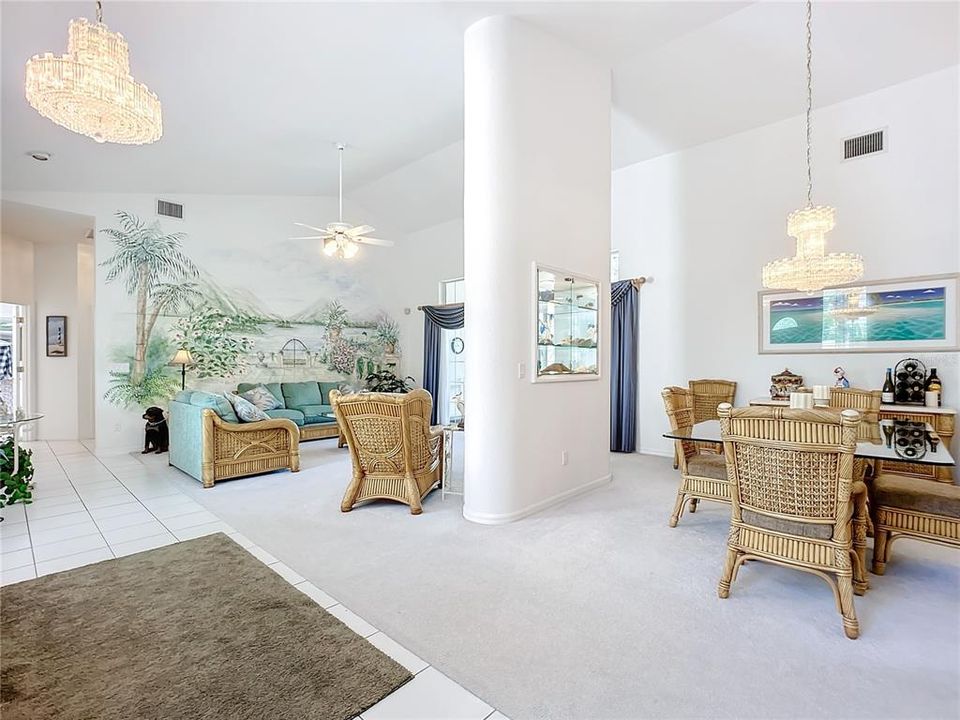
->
[104,366,179,407]
[99,211,199,386]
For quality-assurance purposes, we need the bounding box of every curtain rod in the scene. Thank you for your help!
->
[420,279,646,309]
[417,301,464,311]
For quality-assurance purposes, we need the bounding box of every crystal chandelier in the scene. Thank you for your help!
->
[25,1,162,145]
[762,0,862,293]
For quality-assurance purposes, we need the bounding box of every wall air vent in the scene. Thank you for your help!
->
[843,129,885,160]
[157,199,183,219]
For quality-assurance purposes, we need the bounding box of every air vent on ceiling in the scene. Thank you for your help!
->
[843,129,885,160]
[157,199,183,219]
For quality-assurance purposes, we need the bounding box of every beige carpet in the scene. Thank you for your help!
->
[0,533,411,720]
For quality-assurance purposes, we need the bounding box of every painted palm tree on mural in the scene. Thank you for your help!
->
[100,211,200,386]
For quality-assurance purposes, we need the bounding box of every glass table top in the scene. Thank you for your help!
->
[664,419,955,467]
[0,413,44,426]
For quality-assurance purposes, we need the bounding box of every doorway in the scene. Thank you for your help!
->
[0,304,28,418]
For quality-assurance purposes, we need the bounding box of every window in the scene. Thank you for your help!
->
[610,250,620,282]
[439,278,464,425]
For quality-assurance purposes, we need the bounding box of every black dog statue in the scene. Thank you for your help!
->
[142,406,169,454]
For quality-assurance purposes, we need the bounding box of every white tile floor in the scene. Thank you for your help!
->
[0,440,505,720]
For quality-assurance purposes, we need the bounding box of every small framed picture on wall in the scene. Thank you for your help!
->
[46,315,67,357]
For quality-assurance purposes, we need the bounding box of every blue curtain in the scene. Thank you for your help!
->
[610,280,639,452]
[422,303,465,424]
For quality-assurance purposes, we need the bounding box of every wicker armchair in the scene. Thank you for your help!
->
[331,389,443,515]
[202,411,300,488]
[717,404,868,639]
[829,387,882,414]
[662,387,730,527]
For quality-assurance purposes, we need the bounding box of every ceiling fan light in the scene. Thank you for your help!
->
[322,238,338,257]
[342,240,359,259]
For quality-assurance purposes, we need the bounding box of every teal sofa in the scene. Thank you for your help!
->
[169,390,300,488]
[169,381,346,487]
[236,381,341,441]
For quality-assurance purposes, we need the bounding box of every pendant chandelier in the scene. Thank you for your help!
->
[762,0,862,293]
[25,1,162,145]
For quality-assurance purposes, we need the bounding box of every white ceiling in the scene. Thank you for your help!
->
[1,200,93,244]
[1,1,957,205]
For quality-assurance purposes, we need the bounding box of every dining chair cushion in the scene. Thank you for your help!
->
[687,453,727,480]
[872,474,960,519]
[740,510,835,540]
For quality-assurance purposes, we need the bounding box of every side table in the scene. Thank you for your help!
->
[441,424,464,500]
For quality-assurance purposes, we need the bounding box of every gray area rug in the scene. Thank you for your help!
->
[0,533,411,720]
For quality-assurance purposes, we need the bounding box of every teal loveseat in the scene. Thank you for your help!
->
[236,381,341,442]
[169,390,300,488]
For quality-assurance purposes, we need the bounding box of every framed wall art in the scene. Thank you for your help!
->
[46,315,67,357]
[758,274,959,354]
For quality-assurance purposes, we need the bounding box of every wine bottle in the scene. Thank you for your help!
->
[881,368,895,404]
[926,368,942,408]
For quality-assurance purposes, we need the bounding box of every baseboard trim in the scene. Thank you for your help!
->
[639,447,672,458]
[463,473,612,525]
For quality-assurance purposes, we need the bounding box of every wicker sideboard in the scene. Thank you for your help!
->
[748,398,955,483]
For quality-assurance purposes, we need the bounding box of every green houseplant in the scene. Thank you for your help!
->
[365,370,415,394]
[0,438,34,517]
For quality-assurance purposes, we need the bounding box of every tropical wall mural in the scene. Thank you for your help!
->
[99,211,402,407]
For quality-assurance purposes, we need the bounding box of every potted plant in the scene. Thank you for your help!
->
[321,300,350,341]
[0,438,34,520]
[366,370,415,394]
[374,315,400,355]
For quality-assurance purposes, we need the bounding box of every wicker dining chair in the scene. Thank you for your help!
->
[717,404,868,639]
[672,379,738,469]
[690,379,738,423]
[829,387,882,414]
[331,389,443,515]
[662,387,730,527]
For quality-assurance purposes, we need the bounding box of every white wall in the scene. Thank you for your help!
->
[463,16,611,523]
[34,242,80,439]
[612,67,960,456]
[1,235,35,306]
[388,218,465,382]
[1,234,94,439]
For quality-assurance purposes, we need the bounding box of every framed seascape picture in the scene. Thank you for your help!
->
[759,274,959,354]
[46,315,67,357]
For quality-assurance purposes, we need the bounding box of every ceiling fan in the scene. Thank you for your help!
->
[291,143,394,259]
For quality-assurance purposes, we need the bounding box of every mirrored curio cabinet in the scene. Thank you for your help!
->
[534,264,600,382]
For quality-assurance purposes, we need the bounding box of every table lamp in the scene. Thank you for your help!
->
[170,348,194,390]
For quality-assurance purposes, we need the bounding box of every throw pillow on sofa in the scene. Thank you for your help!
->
[240,384,282,411]
[282,381,324,409]
[224,392,270,423]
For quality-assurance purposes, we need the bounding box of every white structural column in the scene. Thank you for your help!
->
[463,16,612,524]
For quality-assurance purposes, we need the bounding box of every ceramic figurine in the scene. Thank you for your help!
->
[770,368,803,400]
[834,366,850,388]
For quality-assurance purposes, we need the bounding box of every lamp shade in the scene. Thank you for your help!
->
[170,348,193,366]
